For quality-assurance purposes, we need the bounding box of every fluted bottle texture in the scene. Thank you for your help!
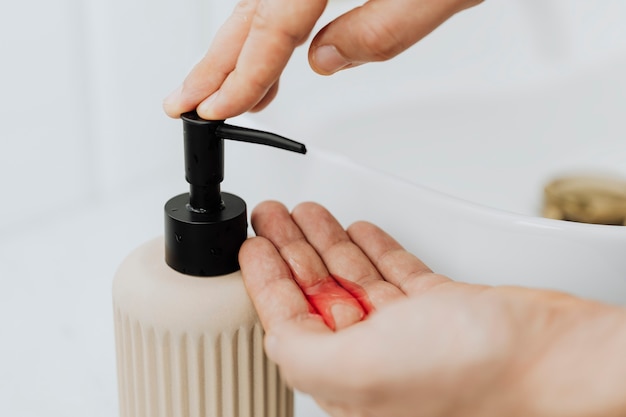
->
[112,237,293,417]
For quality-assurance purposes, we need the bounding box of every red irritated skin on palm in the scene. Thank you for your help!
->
[301,275,374,330]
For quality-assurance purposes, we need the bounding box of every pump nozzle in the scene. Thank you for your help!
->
[181,111,306,213]
[165,111,307,276]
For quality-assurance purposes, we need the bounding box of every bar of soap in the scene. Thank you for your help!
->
[543,175,626,225]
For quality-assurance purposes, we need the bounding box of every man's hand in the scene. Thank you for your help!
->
[163,0,483,120]
[239,201,626,417]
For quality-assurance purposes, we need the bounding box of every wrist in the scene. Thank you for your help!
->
[515,300,626,417]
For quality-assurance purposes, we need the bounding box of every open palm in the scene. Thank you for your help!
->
[239,201,626,417]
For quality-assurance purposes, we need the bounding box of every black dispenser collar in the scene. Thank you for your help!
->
[164,111,307,276]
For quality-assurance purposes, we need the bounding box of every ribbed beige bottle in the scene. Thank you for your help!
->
[112,236,293,417]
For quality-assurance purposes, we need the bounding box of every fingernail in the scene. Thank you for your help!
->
[163,85,184,117]
[313,45,351,75]
[197,91,220,118]
[331,303,364,330]
[163,84,183,106]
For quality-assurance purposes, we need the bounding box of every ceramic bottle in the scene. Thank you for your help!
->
[112,111,306,417]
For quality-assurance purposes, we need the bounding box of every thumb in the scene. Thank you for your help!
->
[308,0,483,75]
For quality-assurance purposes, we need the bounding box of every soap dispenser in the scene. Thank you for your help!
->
[112,111,306,417]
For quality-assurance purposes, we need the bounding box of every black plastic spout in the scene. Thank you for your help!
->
[164,111,307,277]
[181,111,306,213]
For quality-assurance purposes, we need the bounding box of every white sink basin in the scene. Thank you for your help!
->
[228,52,626,306]
[225,7,626,414]
[228,145,626,307]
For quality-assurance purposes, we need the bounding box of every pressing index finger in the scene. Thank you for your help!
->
[163,0,258,118]
[197,0,327,119]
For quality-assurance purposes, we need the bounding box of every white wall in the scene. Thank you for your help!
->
[0,0,211,232]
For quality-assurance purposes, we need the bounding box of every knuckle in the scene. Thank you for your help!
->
[232,0,258,17]
[245,70,274,95]
[358,19,405,62]
[252,1,306,46]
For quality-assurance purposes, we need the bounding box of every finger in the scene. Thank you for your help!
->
[292,202,405,311]
[347,221,451,296]
[239,236,323,332]
[251,201,365,330]
[263,317,371,399]
[308,0,483,75]
[163,0,258,118]
[249,80,279,113]
[197,0,327,119]
[240,238,366,397]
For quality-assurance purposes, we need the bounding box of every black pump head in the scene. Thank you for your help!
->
[164,111,307,277]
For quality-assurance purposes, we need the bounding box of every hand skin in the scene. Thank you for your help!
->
[163,0,483,120]
[239,201,626,417]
